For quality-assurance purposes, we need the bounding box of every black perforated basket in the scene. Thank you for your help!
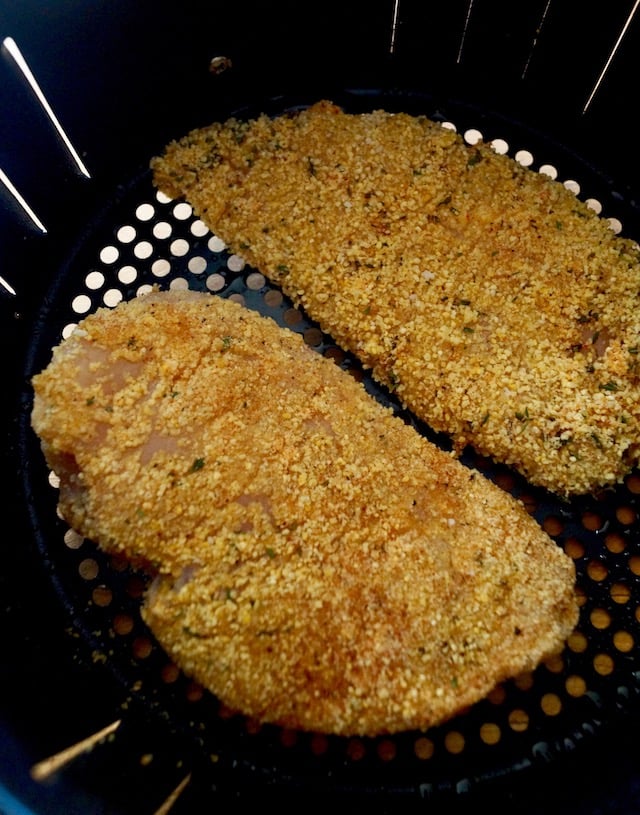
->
[3,3,640,814]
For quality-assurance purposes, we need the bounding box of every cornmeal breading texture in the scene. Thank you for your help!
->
[151,101,640,495]
[31,290,578,737]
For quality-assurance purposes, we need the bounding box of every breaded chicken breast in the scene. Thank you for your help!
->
[31,290,578,736]
[151,101,640,495]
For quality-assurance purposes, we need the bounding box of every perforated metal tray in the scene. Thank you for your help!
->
[15,91,640,812]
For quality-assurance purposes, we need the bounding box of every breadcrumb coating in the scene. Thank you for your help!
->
[151,100,640,495]
[31,290,578,736]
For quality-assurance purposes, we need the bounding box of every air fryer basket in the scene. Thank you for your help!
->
[3,2,640,813]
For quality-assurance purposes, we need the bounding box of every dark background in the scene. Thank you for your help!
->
[2,2,640,812]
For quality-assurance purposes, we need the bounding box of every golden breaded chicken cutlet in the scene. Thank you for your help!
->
[31,289,578,737]
[151,100,640,496]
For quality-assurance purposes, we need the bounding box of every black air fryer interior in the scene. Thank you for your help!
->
[3,2,640,814]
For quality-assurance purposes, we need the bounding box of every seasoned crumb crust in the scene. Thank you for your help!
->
[31,290,578,736]
[151,100,640,495]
